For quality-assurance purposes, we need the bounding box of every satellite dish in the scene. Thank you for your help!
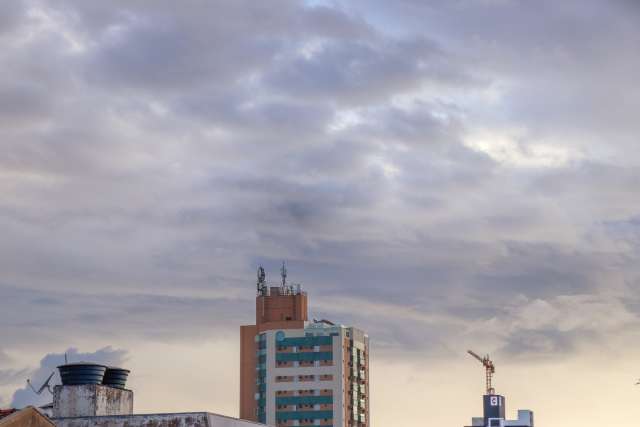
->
[27,371,55,396]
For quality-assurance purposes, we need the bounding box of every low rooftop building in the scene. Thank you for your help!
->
[53,412,266,427]
[17,362,268,427]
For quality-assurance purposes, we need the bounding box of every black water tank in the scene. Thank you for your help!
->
[102,367,130,389]
[57,363,107,385]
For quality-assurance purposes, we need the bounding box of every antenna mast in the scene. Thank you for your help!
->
[467,350,496,395]
[257,266,266,296]
[280,261,287,288]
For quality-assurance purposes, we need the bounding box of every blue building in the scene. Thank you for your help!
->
[465,394,534,427]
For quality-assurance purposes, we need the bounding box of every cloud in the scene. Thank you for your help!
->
[262,37,474,105]
[0,1,26,37]
[0,4,639,426]
[0,369,30,387]
[0,285,252,349]
[10,347,128,408]
[495,295,637,355]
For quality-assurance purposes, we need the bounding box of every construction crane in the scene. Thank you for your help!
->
[467,350,496,395]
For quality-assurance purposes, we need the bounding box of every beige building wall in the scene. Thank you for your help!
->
[240,324,258,421]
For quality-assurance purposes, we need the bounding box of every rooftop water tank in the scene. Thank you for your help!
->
[102,367,130,389]
[57,363,107,386]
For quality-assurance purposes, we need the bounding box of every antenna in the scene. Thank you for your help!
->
[280,261,287,287]
[467,350,496,395]
[27,371,55,396]
[257,266,266,295]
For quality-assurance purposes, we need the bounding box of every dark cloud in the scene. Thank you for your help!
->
[0,83,54,124]
[474,241,606,297]
[0,1,26,36]
[0,285,253,347]
[262,37,474,105]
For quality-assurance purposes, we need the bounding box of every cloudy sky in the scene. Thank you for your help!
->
[1,0,639,426]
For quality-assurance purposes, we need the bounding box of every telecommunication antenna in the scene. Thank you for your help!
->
[280,261,287,288]
[467,349,496,395]
[27,371,55,396]
[257,265,266,295]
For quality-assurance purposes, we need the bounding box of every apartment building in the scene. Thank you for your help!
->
[240,266,369,427]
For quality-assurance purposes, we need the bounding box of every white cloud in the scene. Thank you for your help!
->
[464,128,576,168]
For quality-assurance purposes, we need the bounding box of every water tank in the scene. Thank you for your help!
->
[102,367,130,389]
[57,363,107,385]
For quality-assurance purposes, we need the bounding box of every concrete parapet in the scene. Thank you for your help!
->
[52,412,266,427]
[53,385,133,418]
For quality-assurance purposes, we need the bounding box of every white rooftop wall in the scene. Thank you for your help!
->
[52,412,267,427]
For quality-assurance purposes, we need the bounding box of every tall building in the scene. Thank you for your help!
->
[465,394,534,427]
[240,265,369,427]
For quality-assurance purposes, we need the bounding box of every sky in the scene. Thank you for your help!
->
[0,0,639,426]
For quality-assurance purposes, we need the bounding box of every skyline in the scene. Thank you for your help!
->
[1,1,640,426]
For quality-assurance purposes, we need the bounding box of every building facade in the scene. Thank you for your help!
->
[240,267,369,427]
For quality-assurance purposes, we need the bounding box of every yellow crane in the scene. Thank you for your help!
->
[467,350,496,395]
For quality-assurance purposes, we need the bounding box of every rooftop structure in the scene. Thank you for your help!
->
[0,407,55,427]
[465,395,534,427]
[52,384,133,418]
[14,360,268,427]
[53,412,266,427]
[0,410,18,423]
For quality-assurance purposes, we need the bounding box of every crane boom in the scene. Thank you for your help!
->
[467,350,484,364]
